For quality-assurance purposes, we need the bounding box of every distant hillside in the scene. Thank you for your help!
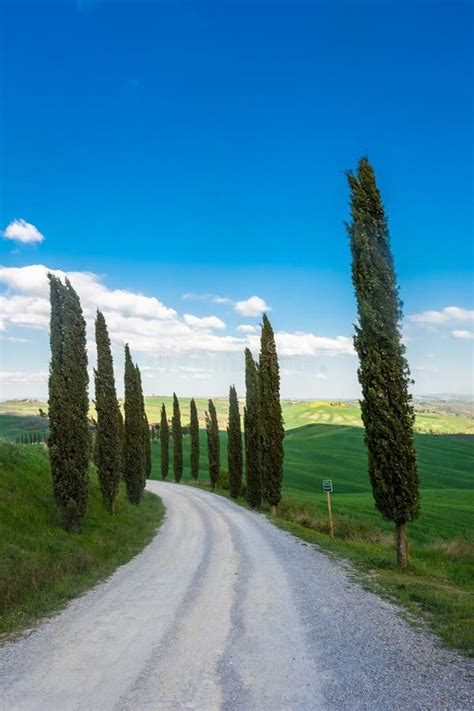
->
[1,395,473,435]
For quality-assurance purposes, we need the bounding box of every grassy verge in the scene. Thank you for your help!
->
[271,495,473,656]
[184,479,474,657]
[0,442,164,640]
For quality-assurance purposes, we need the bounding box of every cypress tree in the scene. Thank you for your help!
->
[144,412,152,478]
[172,393,183,482]
[259,315,284,514]
[160,403,169,480]
[190,397,200,481]
[94,311,121,513]
[48,274,90,532]
[123,345,145,504]
[227,385,243,498]
[206,399,220,490]
[347,157,420,569]
[244,348,262,508]
[135,365,151,480]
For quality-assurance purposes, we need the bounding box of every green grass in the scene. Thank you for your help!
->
[0,442,164,639]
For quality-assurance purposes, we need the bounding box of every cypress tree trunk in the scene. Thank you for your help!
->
[259,315,284,512]
[160,404,169,480]
[227,385,243,498]
[172,393,183,482]
[244,348,262,508]
[347,157,420,568]
[94,311,121,513]
[190,398,200,481]
[206,399,220,489]
[395,523,409,570]
[48,275,90,533]
[123,345,146,504]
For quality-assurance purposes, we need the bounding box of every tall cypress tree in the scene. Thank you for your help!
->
[259,315,284,514]
[123,345,145,504]
[48,275,90,532]
[172,393,183,482]
[160,403,169,480]
[227,385,243,498]
[244,348,262,508]
[206,398,220,490]
[135,365,151,480]
[347,157,419,569]
[190,397,200,481]
[94,310,121,513]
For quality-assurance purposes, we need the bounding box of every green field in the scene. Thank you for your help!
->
[0,442,164,639]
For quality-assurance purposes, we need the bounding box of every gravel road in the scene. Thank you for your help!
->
[0,481,472,711]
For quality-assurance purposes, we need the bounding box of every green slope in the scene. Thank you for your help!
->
[0,442,164,638]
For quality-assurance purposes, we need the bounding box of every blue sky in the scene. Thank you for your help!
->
[0,1,472,399]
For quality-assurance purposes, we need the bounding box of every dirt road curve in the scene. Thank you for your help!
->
[0,482,472,710]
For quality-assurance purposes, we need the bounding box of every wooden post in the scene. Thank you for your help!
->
[326,490,334,538]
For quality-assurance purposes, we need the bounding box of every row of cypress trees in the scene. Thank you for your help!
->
[15,431,48,444]
[48,274,152,531]
[155,315,284,513]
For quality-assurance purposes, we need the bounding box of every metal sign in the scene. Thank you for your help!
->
[322,479,333,493]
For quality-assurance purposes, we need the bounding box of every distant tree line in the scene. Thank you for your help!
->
[15,431,48,445]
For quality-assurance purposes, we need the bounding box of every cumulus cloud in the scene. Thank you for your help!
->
[3,219,44,244]
[183,314,226,330]
[272,332,354,357]
[452,329,474,340]
[236,324,257,334]
[409,306,474,326]
[0,265,353,362]
[234,296,271,318]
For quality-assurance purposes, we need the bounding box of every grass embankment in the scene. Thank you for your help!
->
[149,424,474,656]
[0,442,164,639]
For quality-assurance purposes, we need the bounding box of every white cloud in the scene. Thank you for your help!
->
[271,332,354,357]
[409,306,474,326]
[0,370,48,383]
[234,295,271,318]
[183,314,226,330]
[3,219,44,244]
[452,329,474,340]
[236,324,257,334]
[0,265,353,363]
[0,335,29,343]
[182,292,230,304]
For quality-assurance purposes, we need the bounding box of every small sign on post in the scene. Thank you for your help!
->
[322,480,334,538]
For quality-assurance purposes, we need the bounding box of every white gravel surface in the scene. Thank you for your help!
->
[0,481,472,711]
